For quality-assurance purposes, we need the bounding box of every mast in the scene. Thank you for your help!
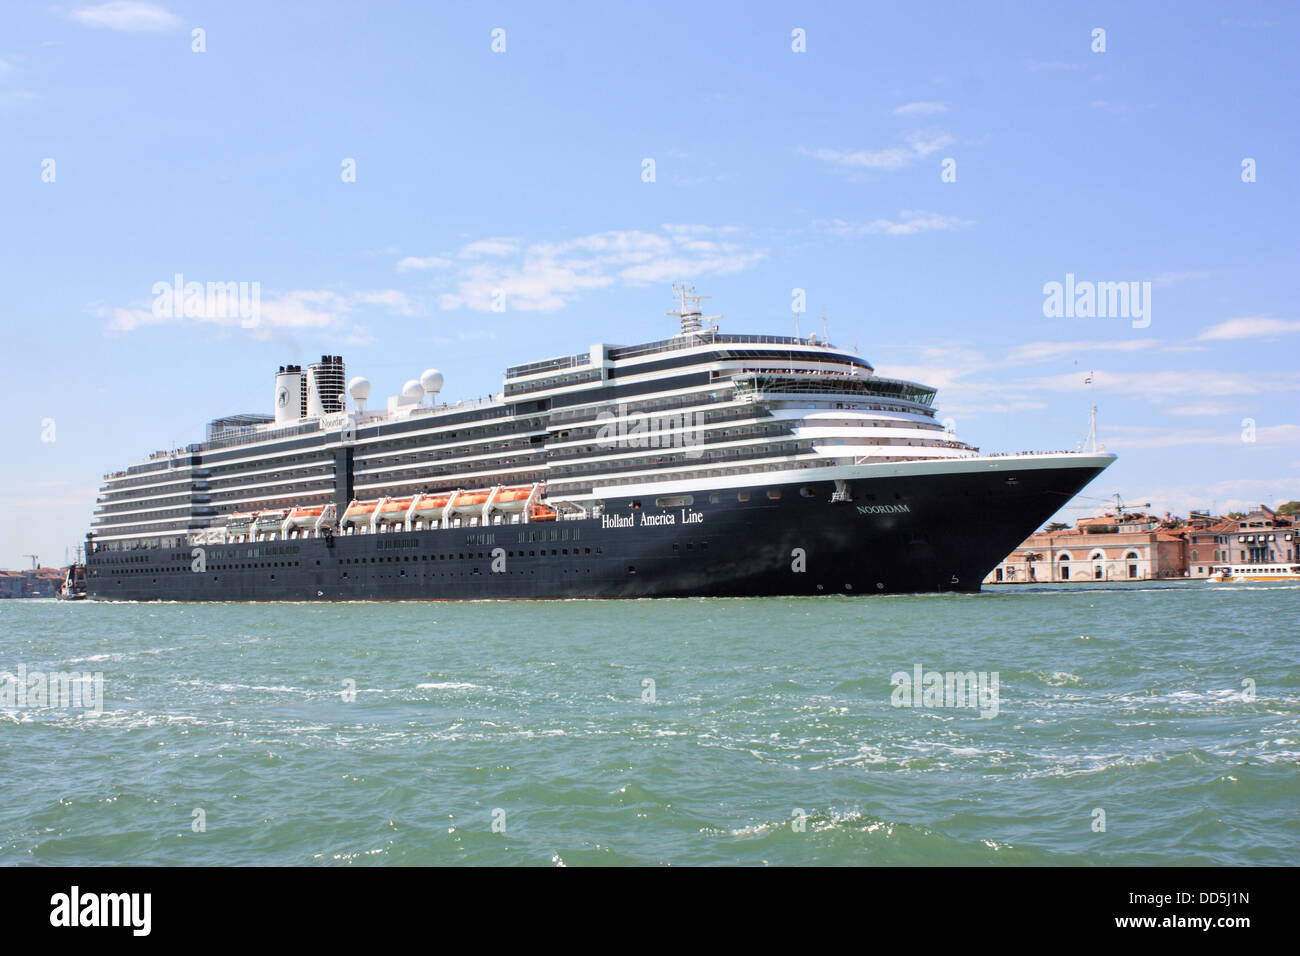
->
[1086,370,1097,453]
[667,283,720,336]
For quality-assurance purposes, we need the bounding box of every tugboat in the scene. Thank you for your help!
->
[58,547,88,601]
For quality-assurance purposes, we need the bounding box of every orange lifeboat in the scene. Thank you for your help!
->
[493,486,535,512]
[449,491,491,515]
[378,497,415,518]
[530,504,557,522]
[342,500,377,524]
[411,493,453,517]
[286,505,326,528]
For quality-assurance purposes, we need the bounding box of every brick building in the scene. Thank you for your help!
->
[987,502,1298,584]
[1216,505,1298,569]
[0,568,65,598]
[985,511,1187,584]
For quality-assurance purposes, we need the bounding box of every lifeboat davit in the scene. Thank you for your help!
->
[225,512,256,533]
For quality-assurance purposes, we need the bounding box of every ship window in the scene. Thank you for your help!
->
[656,495,694,507]
[800,486,816,498]
[767,489,782,500]
[709,493,721,504]
[737,490,750,502]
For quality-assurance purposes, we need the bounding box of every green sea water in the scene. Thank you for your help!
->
[1,582,1297,866]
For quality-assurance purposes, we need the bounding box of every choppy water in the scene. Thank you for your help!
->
[1,582,1297,866]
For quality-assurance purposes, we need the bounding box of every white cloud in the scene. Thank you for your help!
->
[893,101,948,116]
[1033,368,1300,399]
[1167,402,1244,417]
[1102,423,1300,449]
[800,145,914,171]
[1102,477,1299,519]
[103,287,413,338]
[869,341,1299,422]
[433,226,765,313]
[1195,317,1300,341]
[903,128,955,156]
[1005,339,1159,364]
[396,255,452,272]
[801,128,955,173]
[71,1,180,32]
[460,238,519,258]
[822,211,972,237]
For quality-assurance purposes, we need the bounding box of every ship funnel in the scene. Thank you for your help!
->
[274,365,303,425]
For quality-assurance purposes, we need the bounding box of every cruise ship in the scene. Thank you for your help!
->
[84,287,1114,600]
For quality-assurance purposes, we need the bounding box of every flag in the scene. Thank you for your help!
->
[1083,374,1092,384]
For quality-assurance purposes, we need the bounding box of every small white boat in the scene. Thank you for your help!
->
[1209,564,1300,583]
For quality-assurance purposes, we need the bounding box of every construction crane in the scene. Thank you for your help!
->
[1108,494,1150,518]
[22,554,39,569]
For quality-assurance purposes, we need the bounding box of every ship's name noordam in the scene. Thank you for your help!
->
[602,510,705,529]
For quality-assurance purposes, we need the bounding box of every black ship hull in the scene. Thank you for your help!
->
[85,460,1109,601]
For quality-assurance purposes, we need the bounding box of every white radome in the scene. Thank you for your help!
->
[402,379,424,401]
[420,369,444,394]
[348,377,371,401]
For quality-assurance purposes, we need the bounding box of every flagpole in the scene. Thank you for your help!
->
[1087,371,1097,453]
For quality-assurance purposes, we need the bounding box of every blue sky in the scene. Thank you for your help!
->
[1,1,1297,567]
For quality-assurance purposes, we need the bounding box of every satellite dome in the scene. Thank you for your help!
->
[402,379,424,400]
[348,376,371,401]
[420,369,444,393]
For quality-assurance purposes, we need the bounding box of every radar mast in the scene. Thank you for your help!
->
[668,283,721,336]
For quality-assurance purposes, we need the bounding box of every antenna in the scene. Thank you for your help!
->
[22,554,38,570]
[1081,370,1100,452]
[668,283,721,336]
[820,309,829,346]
